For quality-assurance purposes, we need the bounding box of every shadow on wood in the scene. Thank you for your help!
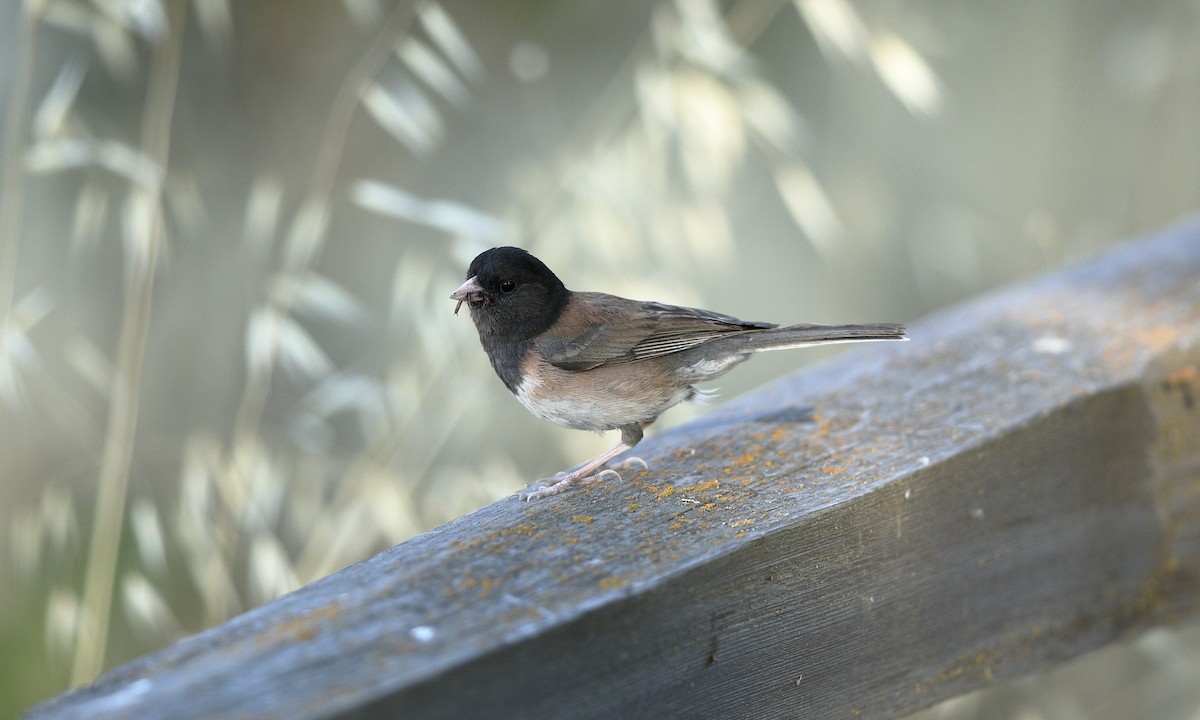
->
[28,220,1200,719]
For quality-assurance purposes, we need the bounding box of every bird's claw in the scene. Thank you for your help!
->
[510,458,650,501]
[513,477,580,501]
[617,456,649,472]
[511,469,614,501]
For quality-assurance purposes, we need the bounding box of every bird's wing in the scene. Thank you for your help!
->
[535,293,774,372]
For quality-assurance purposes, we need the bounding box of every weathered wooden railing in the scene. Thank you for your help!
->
[28,221,1200,719]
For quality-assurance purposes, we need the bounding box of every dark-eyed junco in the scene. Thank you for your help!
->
[451,247,907,500]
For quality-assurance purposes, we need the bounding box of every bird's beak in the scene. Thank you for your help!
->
[450,276,483,315]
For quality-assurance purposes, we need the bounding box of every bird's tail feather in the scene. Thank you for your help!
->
[738,322,907,353]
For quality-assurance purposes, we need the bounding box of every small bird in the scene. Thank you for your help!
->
[451,247,906,500]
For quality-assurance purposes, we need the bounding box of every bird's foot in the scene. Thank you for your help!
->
[512,457,651,501]
[513,468,627,502]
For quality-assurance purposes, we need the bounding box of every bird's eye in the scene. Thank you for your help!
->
[499,280,516,293]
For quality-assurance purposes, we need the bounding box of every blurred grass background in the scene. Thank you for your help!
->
[2,0,1199,717]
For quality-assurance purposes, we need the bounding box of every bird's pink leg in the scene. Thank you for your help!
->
[515,441,634,501]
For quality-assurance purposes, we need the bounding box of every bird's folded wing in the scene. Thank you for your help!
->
[535,293,774,371]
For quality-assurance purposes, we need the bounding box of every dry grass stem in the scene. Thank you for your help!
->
[0,1,42,387]
[231,2,420,448]
[71,0,185,685]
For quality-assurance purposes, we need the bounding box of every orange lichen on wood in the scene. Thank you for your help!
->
[599,577,627,590]
[269,603,343,644]
[1167,364,1197,385]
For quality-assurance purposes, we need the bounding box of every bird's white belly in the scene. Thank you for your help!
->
[513,372,690,433]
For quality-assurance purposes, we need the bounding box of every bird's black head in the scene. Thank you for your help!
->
[451,247,569,342]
